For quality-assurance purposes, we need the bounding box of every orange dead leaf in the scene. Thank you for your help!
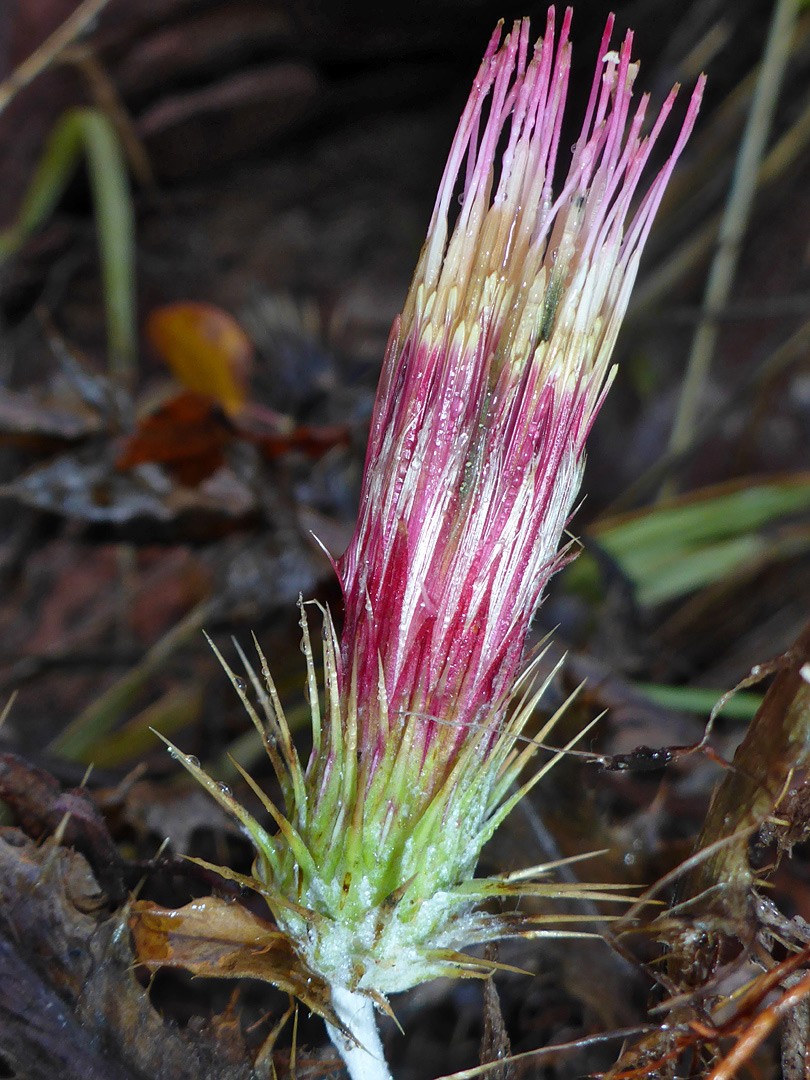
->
[129,895,347,1031]
[116,391,232,485]
[146,303,253,416]
[250,421,352,460]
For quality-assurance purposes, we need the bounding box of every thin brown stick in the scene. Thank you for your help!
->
[707,971,810,1080]
[664,0,799,488]
[63,44,156,189]
[0,0,113,115]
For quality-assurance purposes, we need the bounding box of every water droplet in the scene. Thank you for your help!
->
[167,747,179,760]
[234,677,246,692]
[186,755,200,768]
[216,782,232,796]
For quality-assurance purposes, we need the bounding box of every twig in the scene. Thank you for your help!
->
[436,1027,655,1080]
[0,0,113,115]
[605,313,810,513]
[48,597,221,761]
[664,0,799,491]
[707,971,810,1080]
[64,44,156,190]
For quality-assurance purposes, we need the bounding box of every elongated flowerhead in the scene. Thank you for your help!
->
[133,6,703,1047]
[338,9,703,784]
[296,8,702,993]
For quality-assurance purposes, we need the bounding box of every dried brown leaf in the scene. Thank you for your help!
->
[673,618,810,952]
[129,895,346,1032]
[0,829,254,1080]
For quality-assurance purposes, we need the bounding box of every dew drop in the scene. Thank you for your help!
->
[234,677,246,692]
[216,782,232,796]
[186,755,200,768]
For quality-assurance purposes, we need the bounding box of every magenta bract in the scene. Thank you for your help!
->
[337,10,703,778]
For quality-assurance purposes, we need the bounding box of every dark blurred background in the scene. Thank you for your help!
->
[2,2,810,1078]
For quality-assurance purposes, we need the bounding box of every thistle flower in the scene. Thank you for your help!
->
[131,11,702,1080]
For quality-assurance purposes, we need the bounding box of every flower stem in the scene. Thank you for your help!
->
[325,987,393,1080]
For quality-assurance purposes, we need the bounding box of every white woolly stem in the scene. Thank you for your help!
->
[325,987,393,1080]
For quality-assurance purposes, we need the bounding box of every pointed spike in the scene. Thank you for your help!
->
[419,947,530,979]
[490,680,589,810]
[482,707,603,844]
[250,631,307,816]
[502,849,609,881]
[228,753,284,819]
[204,633,270,748]
[368,991,401,1033]
[183,854,328,925]
[297,595,322,748]
[152,728,281,876]
[226,754,320,887]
